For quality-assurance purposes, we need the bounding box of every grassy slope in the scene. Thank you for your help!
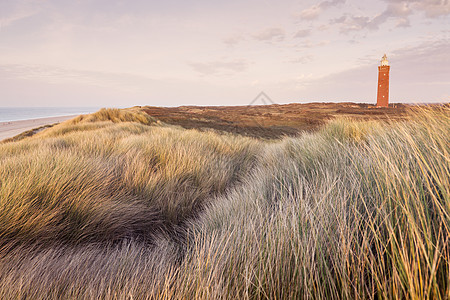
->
[0,107,448,299]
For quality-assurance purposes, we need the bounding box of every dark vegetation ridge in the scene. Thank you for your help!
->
[141,102,410,138]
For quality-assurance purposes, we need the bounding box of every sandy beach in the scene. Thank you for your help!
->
[0,115,76,141]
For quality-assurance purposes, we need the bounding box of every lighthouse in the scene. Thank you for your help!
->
[376,54,390,107]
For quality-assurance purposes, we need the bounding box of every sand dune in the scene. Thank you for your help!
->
[0,115,76,141]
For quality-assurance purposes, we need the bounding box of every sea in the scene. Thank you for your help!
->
[0,107,101,122]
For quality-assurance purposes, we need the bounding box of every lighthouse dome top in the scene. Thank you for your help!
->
[381,54,389,66]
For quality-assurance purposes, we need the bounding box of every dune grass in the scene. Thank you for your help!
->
[67,107,157,125]
[0,107,448,299]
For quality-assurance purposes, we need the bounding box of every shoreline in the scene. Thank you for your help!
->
[0,113,81,123]
[0,115,77,141]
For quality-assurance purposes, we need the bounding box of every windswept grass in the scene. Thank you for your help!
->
[68,107,156,125]
[0,107,448,299]
[0,114,261,247]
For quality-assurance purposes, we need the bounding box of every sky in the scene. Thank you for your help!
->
[0,0,449,107]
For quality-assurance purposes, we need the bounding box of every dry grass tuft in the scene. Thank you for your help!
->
[68,107,156,126]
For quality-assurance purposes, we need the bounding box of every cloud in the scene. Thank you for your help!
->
[287,55,314,64]
[0,64,155,92]
[189,59,249,76]
[395,17,410,27]
[296,39,330,49]
[331,15,379,32]
[253,27,285,42]
[223,34,245,46]
[332,2,413,33]
[0,0,41,30]
[391,39,450,66]
[417,0,450,17]
[299,5,322,20]
[294,29,311,38]
[320,0,347,9]
[384,0,450,18]
[298,0,345,20]
[0,63,256,107]
[333,0,448,33]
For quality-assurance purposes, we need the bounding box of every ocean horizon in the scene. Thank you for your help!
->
[0,107,101,122]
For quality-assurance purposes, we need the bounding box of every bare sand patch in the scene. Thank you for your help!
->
[0,115,76,141]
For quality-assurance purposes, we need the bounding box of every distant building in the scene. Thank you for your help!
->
[377,54,390,107]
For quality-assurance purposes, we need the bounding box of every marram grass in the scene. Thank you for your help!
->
[0,107,448,299]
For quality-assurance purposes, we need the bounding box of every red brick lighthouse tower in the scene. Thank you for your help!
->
[377,54,390,107]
